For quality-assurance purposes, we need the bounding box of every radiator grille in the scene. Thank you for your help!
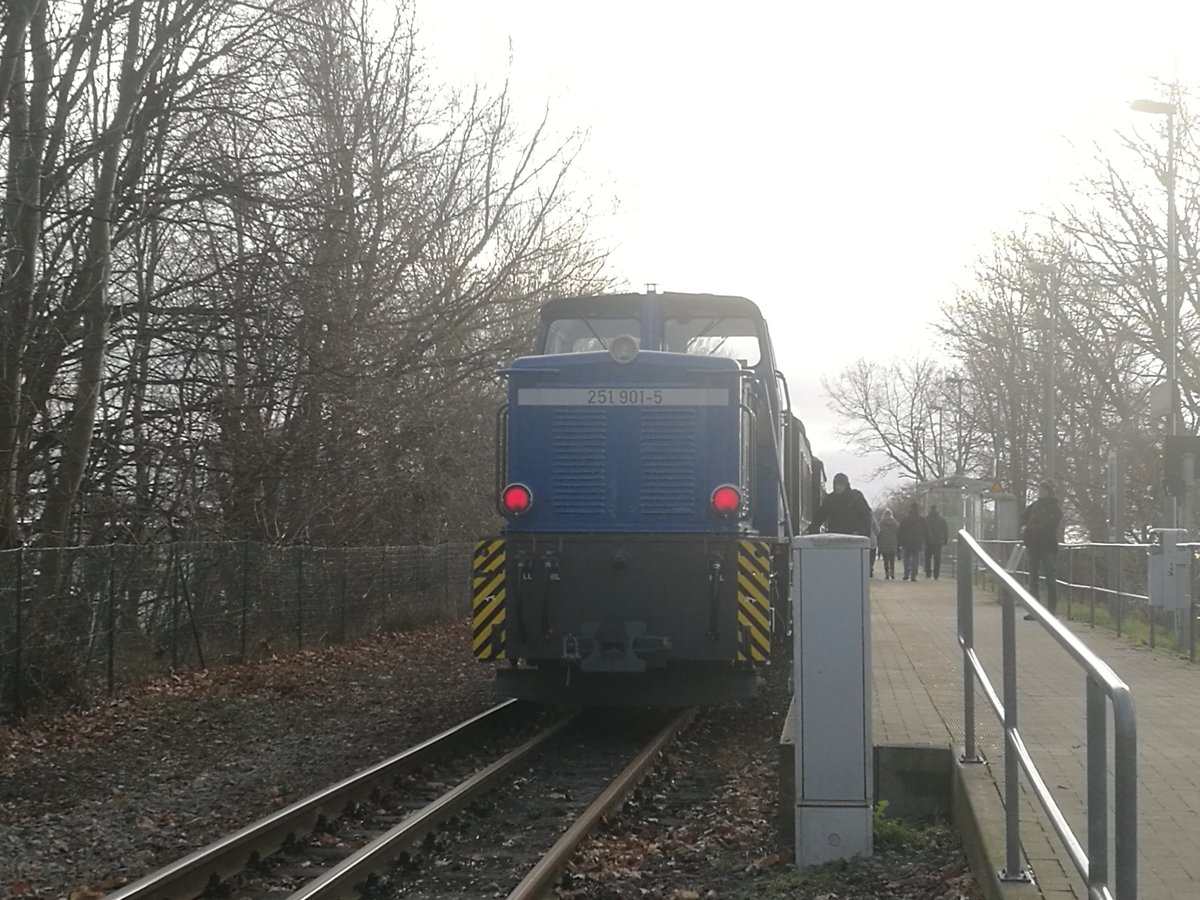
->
[640,409,698,515]
[551,409,606,515]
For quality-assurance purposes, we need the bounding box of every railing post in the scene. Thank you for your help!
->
[958,534,982,763]
[1113,689,1138,900]
[999,565,1030,882]
[1085,676,1108,894]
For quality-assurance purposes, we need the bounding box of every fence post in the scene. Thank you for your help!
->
[1090,550,1097,628]
[339,546,348,642]
[171,544,180,669]
[12,545,25,717]
[1191,553,1197,664]
[107,547,116,697]
[296,547,304,651]
[1108,549,1118,643]
[174,544,206,669]
[241,540,250,662]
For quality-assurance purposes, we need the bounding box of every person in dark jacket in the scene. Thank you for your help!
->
[868,512,880,576]
[876,508,900,579]
[1022,478,1063,619]
[924,504,949,580]
[806,472,873,537]
[897,502,929,581]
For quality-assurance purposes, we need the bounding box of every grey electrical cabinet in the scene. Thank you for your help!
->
[792,533,872,866]
[1149,528,1190,610]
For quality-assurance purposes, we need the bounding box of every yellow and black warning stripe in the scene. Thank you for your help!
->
[472,539,506,660]
[736,539,772,662]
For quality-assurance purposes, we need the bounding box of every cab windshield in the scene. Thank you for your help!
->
[663,316,761,366]
[543,317,642,354]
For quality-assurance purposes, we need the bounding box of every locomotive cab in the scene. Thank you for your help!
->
[472,292,816,706]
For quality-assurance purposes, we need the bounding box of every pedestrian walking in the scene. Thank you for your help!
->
[925,504,949,579]
[1022,478,1063,619]
[869,512,880,576]
[897,502,929,581]
[807,472,873,538]
[876,509,900,579]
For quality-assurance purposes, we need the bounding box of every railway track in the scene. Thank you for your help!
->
[105,702,695,900]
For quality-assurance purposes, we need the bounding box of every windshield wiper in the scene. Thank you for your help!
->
[582,317,609,350]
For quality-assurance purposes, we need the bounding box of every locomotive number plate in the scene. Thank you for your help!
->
[517,388,729,406]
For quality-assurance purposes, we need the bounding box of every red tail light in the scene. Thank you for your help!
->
[501,483,533,516]
[711,484,741,516]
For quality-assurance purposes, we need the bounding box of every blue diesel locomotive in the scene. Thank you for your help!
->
[471,291,823,705]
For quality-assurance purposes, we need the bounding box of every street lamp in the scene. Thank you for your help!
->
[944,376,964,476]
[931,405,944,476]
[1028,259,1058,481]
[1131,97,1179,527]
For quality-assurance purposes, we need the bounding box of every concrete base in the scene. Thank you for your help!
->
[796,803,872,867]
[778,699,952,850]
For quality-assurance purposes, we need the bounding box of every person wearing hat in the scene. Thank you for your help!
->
[806,472,873,538]
[1022,478,1063,619]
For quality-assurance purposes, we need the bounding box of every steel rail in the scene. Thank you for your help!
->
[288,712,579,900]
[506,707,696,900]
[104,700,522,900]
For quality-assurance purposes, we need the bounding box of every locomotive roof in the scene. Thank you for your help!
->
[539,292,765,321]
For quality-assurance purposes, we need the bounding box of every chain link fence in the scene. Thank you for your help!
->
[0,541,473,716]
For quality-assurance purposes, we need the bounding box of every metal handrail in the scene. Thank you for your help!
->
[957,530,1137,900]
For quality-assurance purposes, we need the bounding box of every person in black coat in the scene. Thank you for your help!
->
[924,504,949,580]
[806,472,873,538]
[876,508,900,579]
[897,502,929,581]
[1022,478,1064,618]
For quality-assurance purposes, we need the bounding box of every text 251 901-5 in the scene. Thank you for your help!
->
[587,388,664,405]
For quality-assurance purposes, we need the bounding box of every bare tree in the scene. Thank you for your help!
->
[823,356,955,483]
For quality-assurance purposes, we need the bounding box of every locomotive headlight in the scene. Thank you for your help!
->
[711,484,742,516]
[609,334,639,364]
[501,483,533,516]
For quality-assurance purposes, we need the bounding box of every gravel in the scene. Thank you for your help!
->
[0,623,981,899]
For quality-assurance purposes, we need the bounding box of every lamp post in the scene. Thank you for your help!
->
[1028,260,1058,481]
[931,405,944,476]
[944,376,964,476]
[1131,97,1179,528]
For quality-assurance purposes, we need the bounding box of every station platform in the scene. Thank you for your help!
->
[868,571,1198,899]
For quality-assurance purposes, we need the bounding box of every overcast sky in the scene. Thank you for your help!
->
[415,0,1199,502]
